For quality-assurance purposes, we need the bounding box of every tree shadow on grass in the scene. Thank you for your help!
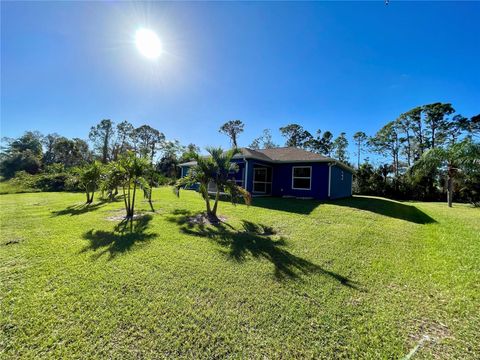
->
[81,214,156,260]
[252,196,322,215]
[167,210,360,289]
[334,196,436,224]
[51,200,109,217]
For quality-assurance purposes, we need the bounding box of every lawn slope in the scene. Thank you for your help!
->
[1,188,479,358]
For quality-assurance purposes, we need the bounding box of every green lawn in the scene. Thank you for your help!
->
[1,188,479,359]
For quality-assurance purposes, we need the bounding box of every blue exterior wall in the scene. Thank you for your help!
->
[180,160,352,200]
[180,165,190,177]
[270,162,330,199]
[330,165,353,199]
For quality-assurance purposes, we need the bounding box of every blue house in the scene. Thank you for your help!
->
[179,147,354,200]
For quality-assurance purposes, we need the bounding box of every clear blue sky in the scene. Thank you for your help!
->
[1,1,479,157]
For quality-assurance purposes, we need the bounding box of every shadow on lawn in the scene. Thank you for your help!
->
[168,209,360,288]
[252,196,321,215]
[51,200,108,216]
[334,196,436,224]
[251,195,435,224]
[81,214,155,260]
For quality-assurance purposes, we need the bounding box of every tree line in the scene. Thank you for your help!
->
[1,102,479,206]
[217,103,479,205]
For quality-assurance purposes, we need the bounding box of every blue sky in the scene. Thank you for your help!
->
[1,1,479,158]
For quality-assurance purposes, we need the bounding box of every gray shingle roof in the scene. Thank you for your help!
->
[180,147,354,172]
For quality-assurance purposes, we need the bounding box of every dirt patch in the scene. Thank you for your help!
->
[186,213,228,225]
[106,212,150,222]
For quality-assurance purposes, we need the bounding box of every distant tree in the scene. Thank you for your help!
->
[42,133,62,165]
[423,103,455,149]
[332,132,349,163]
[279,124,312,148]
[134,125,165,162]
[175,147,251,221]
[404,106,425,160]
[397,114,414,166]
[89,119,115,163]
[369,122,401,177]
[219,120,244,148]
[112,120,135,160]
[353,131,368,168]
[0,131,43,177]
[51,137,91,167]
[413,139,480,207]
[250,129,277,149]
[157,140,184,178]
[249,137,261,150]
[179,143,200,163]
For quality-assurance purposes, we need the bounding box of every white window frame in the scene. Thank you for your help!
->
[253,167,270,194]
[292,166,312,190]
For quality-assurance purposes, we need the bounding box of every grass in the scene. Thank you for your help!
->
[1,188,479,358]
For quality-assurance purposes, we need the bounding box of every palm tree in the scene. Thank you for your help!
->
[108,152,151,218]
[175,147,251,221]
[412,139,480,207]
[79,161,102,204]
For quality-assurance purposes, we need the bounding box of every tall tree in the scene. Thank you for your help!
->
[413,139,480,207]
[89,119,114,163]
[423,103,455,149]
[397,114,414,166]
[219,120,244,148]
[112,120,135,160]
[279,124,312,148]
[404,107,425,160]
[369,122,401,177]
[332,132,349,163]
[319,131,334,156]
[353,131,367,168]
[134,125,165,162]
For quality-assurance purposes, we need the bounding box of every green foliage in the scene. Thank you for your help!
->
[114,152,151,217]
[219,120,244,148]
[175,147,251,219]
[279,124,312,149]
[77,161,103,203]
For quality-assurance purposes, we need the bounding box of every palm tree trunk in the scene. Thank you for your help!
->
[122,185,128,214]
[211,190,220,218]
[127,179,132,217]
[130,181,137,218]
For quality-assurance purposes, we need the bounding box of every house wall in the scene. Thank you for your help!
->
[180,166,190,178]
[271,162,330,200]
[329,165,353,199]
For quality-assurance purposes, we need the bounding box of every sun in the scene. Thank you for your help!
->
[135,28,162,60]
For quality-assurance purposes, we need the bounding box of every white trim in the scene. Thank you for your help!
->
[328,163,332,198]
[292,166,312,190]
[252,167,272,194]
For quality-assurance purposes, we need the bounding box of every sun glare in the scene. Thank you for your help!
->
[135,28,162,60]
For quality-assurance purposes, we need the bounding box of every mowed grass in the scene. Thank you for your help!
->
[1,188,479,359]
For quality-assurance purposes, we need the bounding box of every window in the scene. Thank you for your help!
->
[292,166,311,190]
